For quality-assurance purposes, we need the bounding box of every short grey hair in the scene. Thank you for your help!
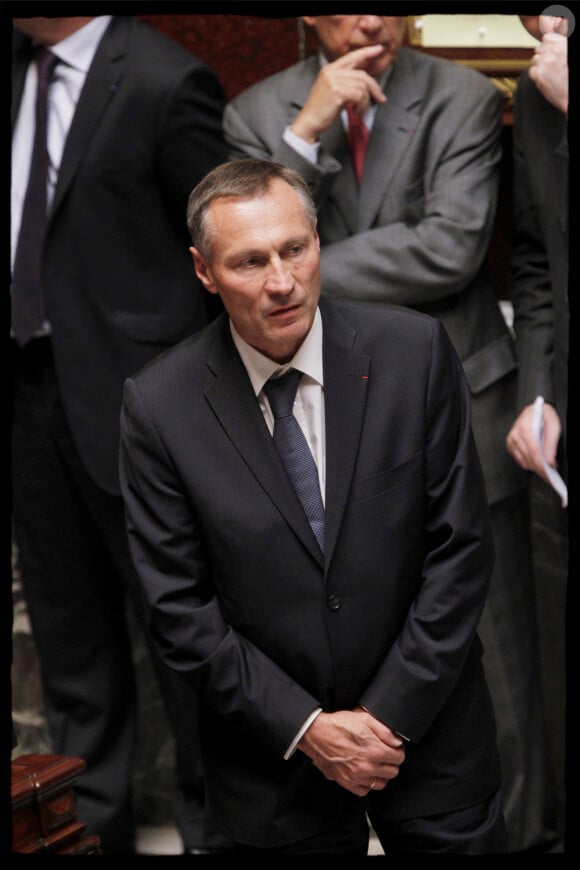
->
[186,158,318,260]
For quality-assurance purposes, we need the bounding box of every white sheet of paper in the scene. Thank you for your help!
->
[532,396,568,508]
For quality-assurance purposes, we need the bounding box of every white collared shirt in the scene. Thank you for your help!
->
[11,16,112,268]
[230,307,326,503]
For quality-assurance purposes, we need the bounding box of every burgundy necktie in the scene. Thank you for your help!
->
[11,48,59,347]
[346,104,370,185]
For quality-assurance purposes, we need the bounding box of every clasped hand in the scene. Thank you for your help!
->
[298,706,406,797]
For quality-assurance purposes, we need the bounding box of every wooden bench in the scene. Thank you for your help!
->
[11,753,102,854]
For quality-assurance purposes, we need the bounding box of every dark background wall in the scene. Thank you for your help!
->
[138,14,319,100]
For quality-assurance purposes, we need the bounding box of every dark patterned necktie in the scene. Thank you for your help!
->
[264,369,325,553]
[11,48,59,346]
[346,104,370,185]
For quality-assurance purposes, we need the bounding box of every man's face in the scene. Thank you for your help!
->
[191,179,321,364]
[12,17,94,44]
[304,15,407,76]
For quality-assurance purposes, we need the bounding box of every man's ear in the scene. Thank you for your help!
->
[189,247,218,295]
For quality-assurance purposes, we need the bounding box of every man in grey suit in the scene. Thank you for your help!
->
[223,14,557,853]
[119,157,506,854]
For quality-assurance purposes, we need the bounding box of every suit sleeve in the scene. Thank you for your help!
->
[510,74,555,410]
[119,378,321,757]
[224,97,343,203]
[359,321,495,742]
[156,62,229,227]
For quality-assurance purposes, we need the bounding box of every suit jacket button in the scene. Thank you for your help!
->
[327,594,341,611]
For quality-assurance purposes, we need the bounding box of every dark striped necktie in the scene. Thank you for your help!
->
[11,48,59,346]
[264,369,325,552]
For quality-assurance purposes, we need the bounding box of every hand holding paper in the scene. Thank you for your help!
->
[532,396,568,508]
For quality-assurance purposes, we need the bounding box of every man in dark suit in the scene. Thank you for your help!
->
[505,13,570,850]
[10,15,230,853]
[507,13,569,485]
[119,157,507,855]
[222,14,556,852]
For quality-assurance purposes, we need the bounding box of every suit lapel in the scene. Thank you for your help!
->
[289,55,322,114]
[358,48,422,230]
[319,299,370,569]
[204,323,324,566]
[360,100,420,230]
[321,121,360,233]
[50,19,126,220]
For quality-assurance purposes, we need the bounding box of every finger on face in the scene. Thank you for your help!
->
[333,43,385,69]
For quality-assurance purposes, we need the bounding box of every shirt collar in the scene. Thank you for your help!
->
[230,307,324,396]
[47,16,112,73]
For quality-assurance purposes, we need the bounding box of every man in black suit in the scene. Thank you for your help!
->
[10,15,230,853]
[119,157,507,855]
[222,15,555,851]
[506,13,569,484]
[505,13,570,850]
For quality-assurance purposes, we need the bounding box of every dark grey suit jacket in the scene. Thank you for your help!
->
[224,47,526,506]
[119,297,501,847]
[11,17,228,494]
[511,70,568,475]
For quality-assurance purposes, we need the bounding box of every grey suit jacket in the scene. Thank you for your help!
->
[120,298,501,846]
[224,47,526,506]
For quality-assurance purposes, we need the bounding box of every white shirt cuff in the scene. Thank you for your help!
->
[283,707,322,760]
[282,125,320,165]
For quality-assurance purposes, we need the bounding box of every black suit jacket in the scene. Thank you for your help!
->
[120,297,502,846]
[11,17,228,494]
[511,69,569,473]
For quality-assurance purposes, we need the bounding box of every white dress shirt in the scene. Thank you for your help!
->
[12,16,112,263]
[11,17,112,336]
[230,307,326,501]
